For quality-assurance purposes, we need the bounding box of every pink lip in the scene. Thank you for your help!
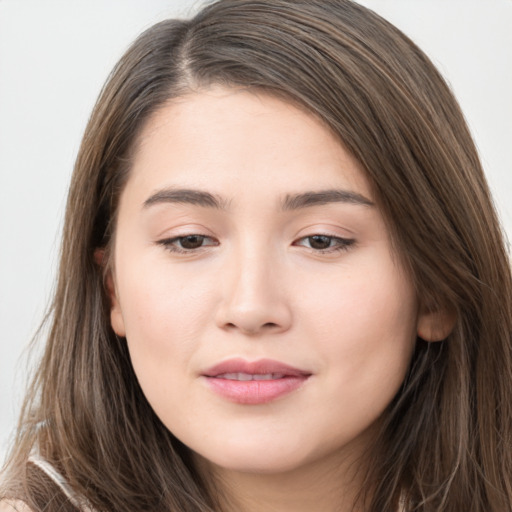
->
[201,358,311,405]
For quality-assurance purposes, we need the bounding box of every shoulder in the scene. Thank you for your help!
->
[0,501,34,512]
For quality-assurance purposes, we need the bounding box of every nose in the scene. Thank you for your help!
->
[215,247,293,336]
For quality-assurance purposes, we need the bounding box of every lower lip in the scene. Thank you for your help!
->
[204,376,309,404]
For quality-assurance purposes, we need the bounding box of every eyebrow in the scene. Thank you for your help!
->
[142,187,374,211]
[281,189,374,210]
[143,188,229,210]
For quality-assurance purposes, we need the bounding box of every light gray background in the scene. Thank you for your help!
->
[1,0,511,462]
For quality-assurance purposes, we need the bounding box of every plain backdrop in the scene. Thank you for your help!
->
[1,0,511,462]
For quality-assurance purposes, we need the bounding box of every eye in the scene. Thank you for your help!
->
[294,234,355,253]
[158,234,218,253]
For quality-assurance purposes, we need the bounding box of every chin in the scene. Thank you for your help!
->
[206,455,309,475]
[191,437,318,475]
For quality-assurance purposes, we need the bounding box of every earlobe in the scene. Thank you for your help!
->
[417,304,457,342]
[108,273,126,338]
[94,248,126,337]
[93,248,105,266]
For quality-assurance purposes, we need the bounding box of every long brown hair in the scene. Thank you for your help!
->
[2,1,511,510]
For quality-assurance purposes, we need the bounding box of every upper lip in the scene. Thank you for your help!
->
[202,358,311,378]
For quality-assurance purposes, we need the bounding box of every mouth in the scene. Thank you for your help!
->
[214,372,288,381]
[202,358,312,405]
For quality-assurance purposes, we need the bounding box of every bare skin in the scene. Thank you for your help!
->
[107,86,452,511]
[0,501,33,512]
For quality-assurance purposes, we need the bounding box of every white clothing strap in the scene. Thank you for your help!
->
[28,453,96,512]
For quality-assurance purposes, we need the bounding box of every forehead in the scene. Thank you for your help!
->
[126,86,373,205]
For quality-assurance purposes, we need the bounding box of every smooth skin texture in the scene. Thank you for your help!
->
[108,87,451,512]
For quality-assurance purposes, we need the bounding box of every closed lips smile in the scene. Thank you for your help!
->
[202,358,311,404]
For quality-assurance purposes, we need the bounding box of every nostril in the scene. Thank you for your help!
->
[224,321,280,333]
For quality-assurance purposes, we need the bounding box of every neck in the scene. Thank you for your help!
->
[194,447,369,512]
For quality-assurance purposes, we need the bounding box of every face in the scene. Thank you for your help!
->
[109,86,428,476]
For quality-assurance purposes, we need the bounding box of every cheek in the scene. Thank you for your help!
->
[120,255,214,333]
[117,264,222,429]
[288,265,417,460]
[300,254,417,395]
[115,258,218,391]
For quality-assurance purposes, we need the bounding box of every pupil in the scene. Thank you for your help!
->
[309,235,331,249]
[181,235,204,249]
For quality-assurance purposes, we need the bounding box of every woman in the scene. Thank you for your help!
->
[1,0,511,510]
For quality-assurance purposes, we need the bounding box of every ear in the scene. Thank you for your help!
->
[417,303,456,342]
[94,248,126,337]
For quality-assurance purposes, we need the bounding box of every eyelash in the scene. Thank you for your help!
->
[293,234,355,253]
[157,234,355,255]
[157,235,218,254]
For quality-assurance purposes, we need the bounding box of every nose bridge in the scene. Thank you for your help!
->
[232,243,272,304]
[216,236,291,334]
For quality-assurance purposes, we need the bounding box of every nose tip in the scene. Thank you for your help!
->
[215,264,292,336]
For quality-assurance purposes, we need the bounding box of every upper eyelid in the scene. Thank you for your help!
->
[294,234,355,246]
[156,233,356,257]
[156,235,219,254]
[160,234,218,244]
[294,231,355,242]
[154,222,215,239]
[298,234,353,241]
[156,232,354,242]
[292,221,356,237]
